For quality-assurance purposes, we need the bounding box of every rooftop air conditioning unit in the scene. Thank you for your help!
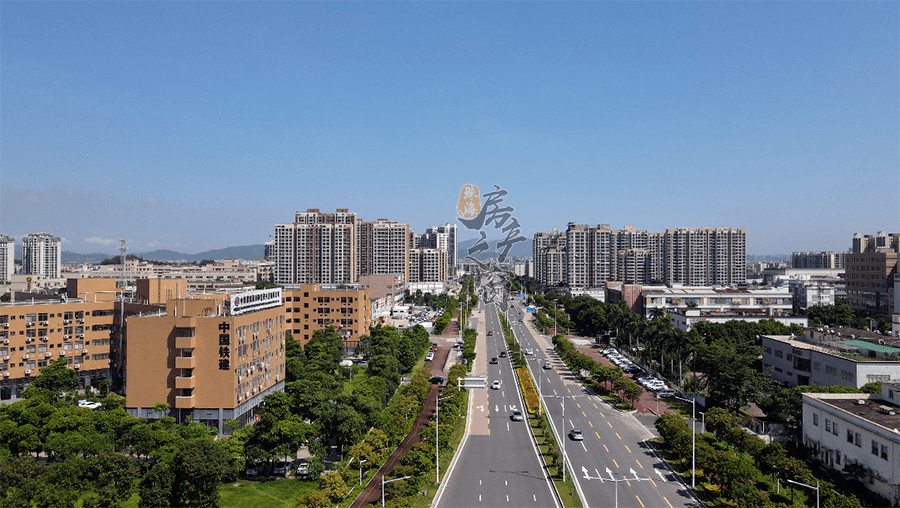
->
[74,364,80,370]
[82,349,88,354]
[59,351,65,356]
[22,354,29,359]
[24,370,31,375]
[45,352,51,357]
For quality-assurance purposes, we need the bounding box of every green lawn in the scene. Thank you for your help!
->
[219,478,319,508]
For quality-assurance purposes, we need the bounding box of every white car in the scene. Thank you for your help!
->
[525,348,533,355]
[491,380,501,390]
[78,400,102,410]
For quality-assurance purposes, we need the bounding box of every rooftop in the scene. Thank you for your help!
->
[811,394,900,433]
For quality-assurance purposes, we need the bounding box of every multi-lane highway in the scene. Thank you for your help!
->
[504,298,702,508]
[434,301,559,508]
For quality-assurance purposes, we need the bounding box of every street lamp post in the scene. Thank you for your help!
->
[553,301,558,337]
[358,459,367,485]
[699,411,706,434]
[436,395,453,484]
[674,395,697,488]
[786,479,819,508]
[546,394,582,482]
[382,475,412,508]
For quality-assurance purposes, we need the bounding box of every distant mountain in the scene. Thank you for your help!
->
[458,237,532,261]
[62,245,266,263]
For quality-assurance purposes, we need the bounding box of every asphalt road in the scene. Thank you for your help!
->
[504,299,703,508]
[434,301,559,508]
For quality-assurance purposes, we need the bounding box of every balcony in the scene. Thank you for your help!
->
[174,395,195,409]
[175,336,196,349]
[175,376,195,390]
[174,356,196,369]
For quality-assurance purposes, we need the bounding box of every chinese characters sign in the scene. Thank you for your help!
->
[218,321,231,370]
[457,184,526,302]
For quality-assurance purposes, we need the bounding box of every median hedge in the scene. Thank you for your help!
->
[516,367,540,415]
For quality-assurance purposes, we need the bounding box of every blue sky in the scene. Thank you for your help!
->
[2,2,897,256]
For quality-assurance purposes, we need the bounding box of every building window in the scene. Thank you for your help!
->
[872,440,879,455]
[813,414,818,426]
[881,444,888,460]
[841,371,854,382]
[775,350,783,358]
[832,422,838,436]
[813,362,821,371]
[826,365,837,376]
[825,419,831,432]
[855,432,861,446]
[835,450,841,465]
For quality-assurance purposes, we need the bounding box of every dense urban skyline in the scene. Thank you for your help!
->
[2,2,897,255]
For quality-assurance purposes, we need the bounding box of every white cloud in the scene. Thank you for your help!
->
[146,241,162,248]
[143,196,159,206]
[85,237,118,247]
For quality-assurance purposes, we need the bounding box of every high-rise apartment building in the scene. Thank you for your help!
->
[273,209,358,285]
[534,224,746,288]
[792,251,846,269]
[409,248,448,283]
[21,233,61,279]
[846,232,898,314]
[358,219,410,281]
[0,235,14,283]
[426,224,457,274]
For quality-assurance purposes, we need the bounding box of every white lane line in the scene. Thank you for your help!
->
[581,441,588,452]
[534,494,537,501]
[553,389,558,395]
[495,405,499,412]
[506,495,509,502]
[507,422,510,432]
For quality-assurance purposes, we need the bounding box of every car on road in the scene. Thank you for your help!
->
[426,352,435,361]
[430,375,446,385]
[511,410,524,421]
[490,357,498,364]
[78,400,102,410]
[357,361,368,367]
[491,380,501,390]
[487,331,493,336]
[569,429,583,441]
[525,348,533,355]
[542,363,552,370]
[499,351,507,358]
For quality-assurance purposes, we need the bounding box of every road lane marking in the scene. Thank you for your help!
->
[635,495,645,507]
[595,432,601,439]
[507,422,510,432]
[567,388,571,393]
[635,459,643,469]
[649,478,657,487]
[607,422,613,428]
[506,495,509,502]
[553,389,558,395]
[582,411,587,418]
[616,432,622,440]
[592,402,598,409]
[588,421,593,428]
[479,495,482,502]
[663,497,674,508]
[576,402,581,408]
[533,495,536,501]
[603,444,610,452]
[581,442,587,452]
[612,459,619,468]
[624,444,631,453]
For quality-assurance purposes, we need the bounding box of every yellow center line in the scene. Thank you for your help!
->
[625,479,631,487]
[582,411,587,418]
[607,421,613,428]
[567,388,571,393]
[592,403,598,409]
[603,444,610,452]
[635,459,643,469]
[598,411,604,417]
[624,445,632,453]
[649,478,657,488]
[635,495,645,508]
[595,432,601,440]
[612,459,619,468]
[576,402,581,408]
[588,421,593,428]
[616,432,622,440]
[663,496,674,508]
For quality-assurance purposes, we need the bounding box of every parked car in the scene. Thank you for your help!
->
[78,400,102,410]
[569,429,584,441]
[426,352,435,361]
[295,460,309,477]
[245,464,261,477]
[273,461,290,476]
[357,361,368,367]
[511,410,524,421]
